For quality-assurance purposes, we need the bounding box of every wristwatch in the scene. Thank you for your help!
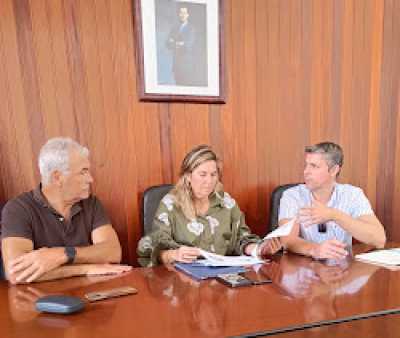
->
[64,246,76,264]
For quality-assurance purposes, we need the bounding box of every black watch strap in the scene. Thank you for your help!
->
[65,246,76,264]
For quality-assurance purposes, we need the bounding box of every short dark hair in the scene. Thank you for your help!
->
[305,142,343,173]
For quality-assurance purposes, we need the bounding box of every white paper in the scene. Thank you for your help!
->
[264,218,295,239]
[198,249,264,267]
[355,248,400,266]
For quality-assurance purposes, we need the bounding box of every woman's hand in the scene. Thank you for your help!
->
[161,246,201,264]
[172,246,201,263]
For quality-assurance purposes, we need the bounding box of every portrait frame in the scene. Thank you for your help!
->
[134,0,226,103]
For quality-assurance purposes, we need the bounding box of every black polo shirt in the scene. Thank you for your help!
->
[1,186,111,249]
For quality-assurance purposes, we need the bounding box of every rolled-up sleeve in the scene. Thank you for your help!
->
[91,197,112,230]
[351,188,374,218]
[231,204,260,255]
[1,200,33,240]
[137,197,180,267]
[278,190,300,222]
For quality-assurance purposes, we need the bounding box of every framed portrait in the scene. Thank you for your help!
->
[134,0,225,103]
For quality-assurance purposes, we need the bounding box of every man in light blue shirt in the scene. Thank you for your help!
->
[279,142,386,260]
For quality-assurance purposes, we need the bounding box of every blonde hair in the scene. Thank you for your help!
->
[171,145,222,220]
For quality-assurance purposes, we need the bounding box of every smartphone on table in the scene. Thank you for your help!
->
[241,269,272,285]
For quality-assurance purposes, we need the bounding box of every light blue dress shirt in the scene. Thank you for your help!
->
[278,183,374,246]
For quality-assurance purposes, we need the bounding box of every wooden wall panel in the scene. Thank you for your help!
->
[1,0,400,265]
[382,0,400,239]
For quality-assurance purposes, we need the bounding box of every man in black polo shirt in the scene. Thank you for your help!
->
[1,137,131,284]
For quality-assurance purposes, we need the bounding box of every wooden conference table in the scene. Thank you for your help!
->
[1,244,400,338]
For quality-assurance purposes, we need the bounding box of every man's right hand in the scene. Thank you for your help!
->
[310,239,348,260]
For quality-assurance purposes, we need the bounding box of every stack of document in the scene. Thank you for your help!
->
[174,262,246,280]
[355,248,400,267]
[196,219,295,267]
[198,250,264,267]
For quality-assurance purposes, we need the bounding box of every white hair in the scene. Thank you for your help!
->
[38,137,89,186]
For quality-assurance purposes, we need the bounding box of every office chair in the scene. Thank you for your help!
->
[142,184,174,235]
[269,183,301,232]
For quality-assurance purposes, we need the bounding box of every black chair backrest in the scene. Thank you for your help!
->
[142,184,174,236]
[0,202,5,280]
[269,183,301,232]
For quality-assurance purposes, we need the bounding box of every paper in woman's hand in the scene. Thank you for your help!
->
[264,218,295,240]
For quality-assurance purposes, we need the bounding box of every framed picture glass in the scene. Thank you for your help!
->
[134,0,225,103]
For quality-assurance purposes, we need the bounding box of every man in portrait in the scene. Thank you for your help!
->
[166,6,197,86]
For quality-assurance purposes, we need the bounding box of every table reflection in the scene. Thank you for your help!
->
[7,274,125,328]
[143,265,239,337]
[263,254,380,323]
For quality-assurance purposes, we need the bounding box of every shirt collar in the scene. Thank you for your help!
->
[307,183,338,206]
[327,183,338,207]
[210,190,225,208]
[33,184,51,208]
[33,184,82,217]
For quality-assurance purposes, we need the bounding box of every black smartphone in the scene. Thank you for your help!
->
[242,270,272,285]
